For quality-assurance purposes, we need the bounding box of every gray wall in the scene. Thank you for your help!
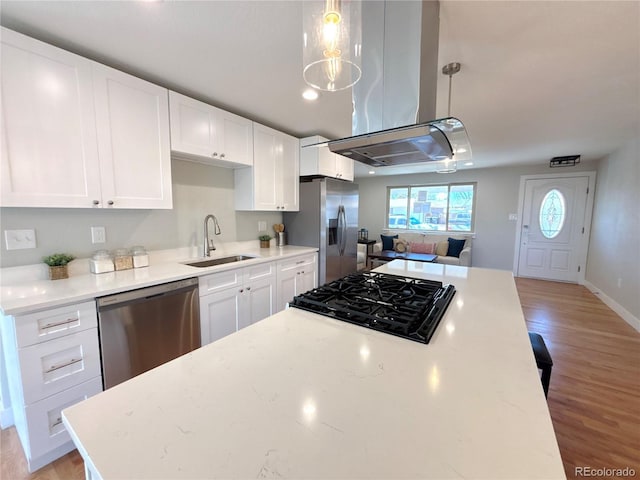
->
[356,160,599,270]
[586,139,640,320]
[0,159,283,267]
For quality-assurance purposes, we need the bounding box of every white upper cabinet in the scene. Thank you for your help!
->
[300,135,354,182]
[335,151,355,181]
[93,64,172,209]
[235,122,299,211]
[0,27,172,209]
[169,91,253,167]
[1,28,101,208]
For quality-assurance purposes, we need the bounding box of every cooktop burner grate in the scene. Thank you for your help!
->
[290,271,456,344]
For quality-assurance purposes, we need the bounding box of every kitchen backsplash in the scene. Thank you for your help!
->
[0,159,283,268]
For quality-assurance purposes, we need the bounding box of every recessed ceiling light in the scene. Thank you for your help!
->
[302,89,319,101]
[464,162,473,166]
[368,170,375,174]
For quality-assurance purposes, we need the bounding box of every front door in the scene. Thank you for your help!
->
[517,175,590,282]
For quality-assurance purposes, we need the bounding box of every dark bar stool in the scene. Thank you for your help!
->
[528,332,553,398]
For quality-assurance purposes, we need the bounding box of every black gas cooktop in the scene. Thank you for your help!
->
[290,271,456,344]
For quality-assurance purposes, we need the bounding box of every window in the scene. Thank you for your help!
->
[539,189,565,239]
[386,183,476,232]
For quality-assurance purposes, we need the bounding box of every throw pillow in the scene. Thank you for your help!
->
[447,238,466,258]
[380,234,398,251]
[410,242,435,254]
[435,240,449,256]
[393,238,408,253]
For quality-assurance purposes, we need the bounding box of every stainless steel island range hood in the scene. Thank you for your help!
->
[327,1,471,168]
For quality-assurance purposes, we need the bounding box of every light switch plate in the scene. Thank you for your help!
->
[5,229,37,250]
[91,226,106,244]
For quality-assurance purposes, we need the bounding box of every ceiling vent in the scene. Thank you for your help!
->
[549,155,581,167]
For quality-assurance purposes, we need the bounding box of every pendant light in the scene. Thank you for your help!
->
[302,0,362,92]
[436,62,461,173]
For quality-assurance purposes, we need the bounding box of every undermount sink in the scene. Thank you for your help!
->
[184,255,256,268]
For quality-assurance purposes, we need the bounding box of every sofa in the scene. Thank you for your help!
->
[357,231,472,269]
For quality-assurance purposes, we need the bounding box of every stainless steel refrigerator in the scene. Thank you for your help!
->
[284,178,359,285]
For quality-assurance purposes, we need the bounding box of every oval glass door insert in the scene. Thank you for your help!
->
[539,189,566,239]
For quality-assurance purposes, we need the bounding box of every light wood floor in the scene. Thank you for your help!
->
[2,278,639,480]
[516,277,640,478]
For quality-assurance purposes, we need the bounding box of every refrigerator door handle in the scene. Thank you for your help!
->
[337,205,346,256]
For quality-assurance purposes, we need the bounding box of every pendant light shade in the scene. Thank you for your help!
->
[302,0,362,92]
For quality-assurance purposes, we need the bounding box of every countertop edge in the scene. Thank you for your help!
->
[1,246,318,316]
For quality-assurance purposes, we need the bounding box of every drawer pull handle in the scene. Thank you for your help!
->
[51,417,63,428]
[42,317,79,330]
[46,357,82,374]
[296,261,305,265]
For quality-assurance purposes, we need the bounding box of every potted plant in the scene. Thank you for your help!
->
[43,253,75,280]
[258,235,272,248]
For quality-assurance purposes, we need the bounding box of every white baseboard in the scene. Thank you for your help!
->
[583,281,640,332]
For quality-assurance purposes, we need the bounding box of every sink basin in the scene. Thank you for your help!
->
[184,255,256,268]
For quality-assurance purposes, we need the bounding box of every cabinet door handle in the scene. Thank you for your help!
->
[246,286,251,291]
[107,200,114,206]
[212,152,218,157]
[220,153,226,158]
[42,317,79,331]
[51,416,63,428]
[45,357,82,374]
[92,200,100,205]
[239,289,244,293]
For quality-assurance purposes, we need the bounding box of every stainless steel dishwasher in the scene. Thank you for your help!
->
[96,277,200,389]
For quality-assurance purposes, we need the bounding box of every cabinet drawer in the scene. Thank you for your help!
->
[244,262,275,282]
[199,269,242,295]
[19,328,101,405]
[25,377,102,461]
[15,301,97,348]
[278,254,316,272]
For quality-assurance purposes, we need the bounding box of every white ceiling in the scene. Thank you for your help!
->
[1,1,638,178]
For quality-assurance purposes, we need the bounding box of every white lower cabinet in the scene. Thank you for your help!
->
[25,377,102,466]
[200,262,276,345]
[276,253,318,312]
[0,301,103,472]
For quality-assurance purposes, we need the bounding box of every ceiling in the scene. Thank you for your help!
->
[1,1,638,178]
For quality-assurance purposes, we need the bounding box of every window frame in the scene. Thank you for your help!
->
[385,182,477,233]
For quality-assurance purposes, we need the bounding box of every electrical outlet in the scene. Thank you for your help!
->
[4,229,37,250]
[508,213,518,221]
[91,226,106,244]
[258,221,267,232]
[617,278,622,288]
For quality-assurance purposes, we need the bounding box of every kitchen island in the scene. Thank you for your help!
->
[62,261,565,479]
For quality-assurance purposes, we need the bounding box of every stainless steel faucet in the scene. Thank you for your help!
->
[203,214,221,257]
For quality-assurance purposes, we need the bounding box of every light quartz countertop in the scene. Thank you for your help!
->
[0,244,317,316]
[62,260,565,480]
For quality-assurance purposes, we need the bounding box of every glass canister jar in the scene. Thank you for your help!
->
[131,245,149,268]
[113,248,133,271]
[89,250,114,274]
